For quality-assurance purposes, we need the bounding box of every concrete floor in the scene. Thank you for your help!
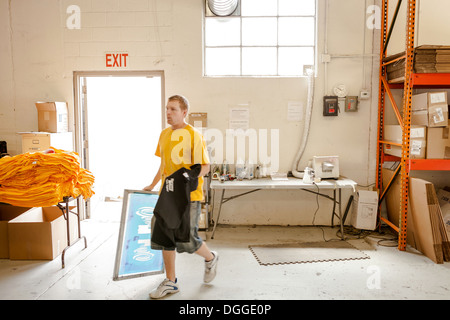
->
[1,202,450,300]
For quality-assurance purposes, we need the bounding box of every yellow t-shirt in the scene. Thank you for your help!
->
[155,124,210,201]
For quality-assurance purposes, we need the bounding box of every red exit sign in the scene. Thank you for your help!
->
[106,53,129,68]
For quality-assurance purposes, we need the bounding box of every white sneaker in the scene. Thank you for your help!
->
[149,278,179,299]
[204,251,218,283]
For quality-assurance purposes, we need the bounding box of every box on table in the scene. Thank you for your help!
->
[188,113,207,128]
[35,102,68,133]
[351,190,378,231]
[384,125,427,159]
[0,204,32,259]
[8,206,72,260]
[427,120,450,159]
[19,132,73,153]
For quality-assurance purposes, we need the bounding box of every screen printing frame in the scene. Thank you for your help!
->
[113,189,164,281]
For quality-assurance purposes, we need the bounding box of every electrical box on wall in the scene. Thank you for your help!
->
[323,96,339,116]
[345,96,358,112]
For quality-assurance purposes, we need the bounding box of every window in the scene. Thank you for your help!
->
[204,0,316,77]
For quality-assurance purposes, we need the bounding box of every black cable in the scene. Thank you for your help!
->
[310,183,343,242]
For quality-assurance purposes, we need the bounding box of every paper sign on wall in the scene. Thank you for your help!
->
[287,101,303,122]
[229,106,250,130]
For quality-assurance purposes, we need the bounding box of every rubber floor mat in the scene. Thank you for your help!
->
[249,240,370,265]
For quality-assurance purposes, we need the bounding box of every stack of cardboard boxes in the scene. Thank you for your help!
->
[19,102,73,153]
[384,91,450,159]
[382,91,449,262]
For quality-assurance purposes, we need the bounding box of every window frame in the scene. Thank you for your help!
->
[203,0,318,78]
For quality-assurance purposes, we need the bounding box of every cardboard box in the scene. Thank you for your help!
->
[19,132,73,153]
[427,121,450,159]
[0,205,32,259]
[436,188,450,239]
[408,178,449,264]
[35,102,68,133]
[412,93,429,111]
[411,92,448,127]
[188,113,207,128]
[381,166,416,247]
[428,104,448,127]
[384,125,427,159]
[8,206,69,260]
[411,110,429,126]
[382,167,400,228]
[412,92,448,111]
[428,91,448,106]
[351,190,378,230]
[437,188,450,207]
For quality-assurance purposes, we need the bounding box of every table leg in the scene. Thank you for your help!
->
[338,189,345,240]
[211,189,225,239]
[60,197,88,268]
[63,198,70,268]
[209,188,216,231]
[331,189,337,226]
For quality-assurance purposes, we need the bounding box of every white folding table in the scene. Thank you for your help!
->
[209,177,357,240]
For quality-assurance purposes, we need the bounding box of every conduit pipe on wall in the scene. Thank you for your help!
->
[291,68,315,179]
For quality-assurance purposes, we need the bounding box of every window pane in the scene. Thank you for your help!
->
[205,47,240,76]
[242,18,277,46]
[205,17,240,46]
[242,47,277,76]
[241,0,277,16]
[279,0,316,16]
[278,47,314,76]
[278,17,315,46]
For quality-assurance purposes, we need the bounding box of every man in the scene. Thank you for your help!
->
[144,95,218,299]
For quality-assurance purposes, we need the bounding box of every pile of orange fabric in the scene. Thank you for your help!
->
[0,148,95,207]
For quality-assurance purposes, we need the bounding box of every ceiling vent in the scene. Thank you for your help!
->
[205,0,240,17]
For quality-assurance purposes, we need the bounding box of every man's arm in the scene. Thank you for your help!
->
[143,164,162,191]
[198,163,210,177]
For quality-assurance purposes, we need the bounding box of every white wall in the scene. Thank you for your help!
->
[0,0,446,225]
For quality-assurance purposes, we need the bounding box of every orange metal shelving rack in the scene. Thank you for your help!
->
[376,0,450,251]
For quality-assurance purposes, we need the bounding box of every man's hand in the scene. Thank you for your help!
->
[199,164,210,177]
[145,165,162,192]
[143,184,155,191]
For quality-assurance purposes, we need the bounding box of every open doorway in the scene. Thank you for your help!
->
[74,71,164,220]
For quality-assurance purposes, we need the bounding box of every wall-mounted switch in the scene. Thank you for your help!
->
[360,90,370,100]
[323,96,339,116]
